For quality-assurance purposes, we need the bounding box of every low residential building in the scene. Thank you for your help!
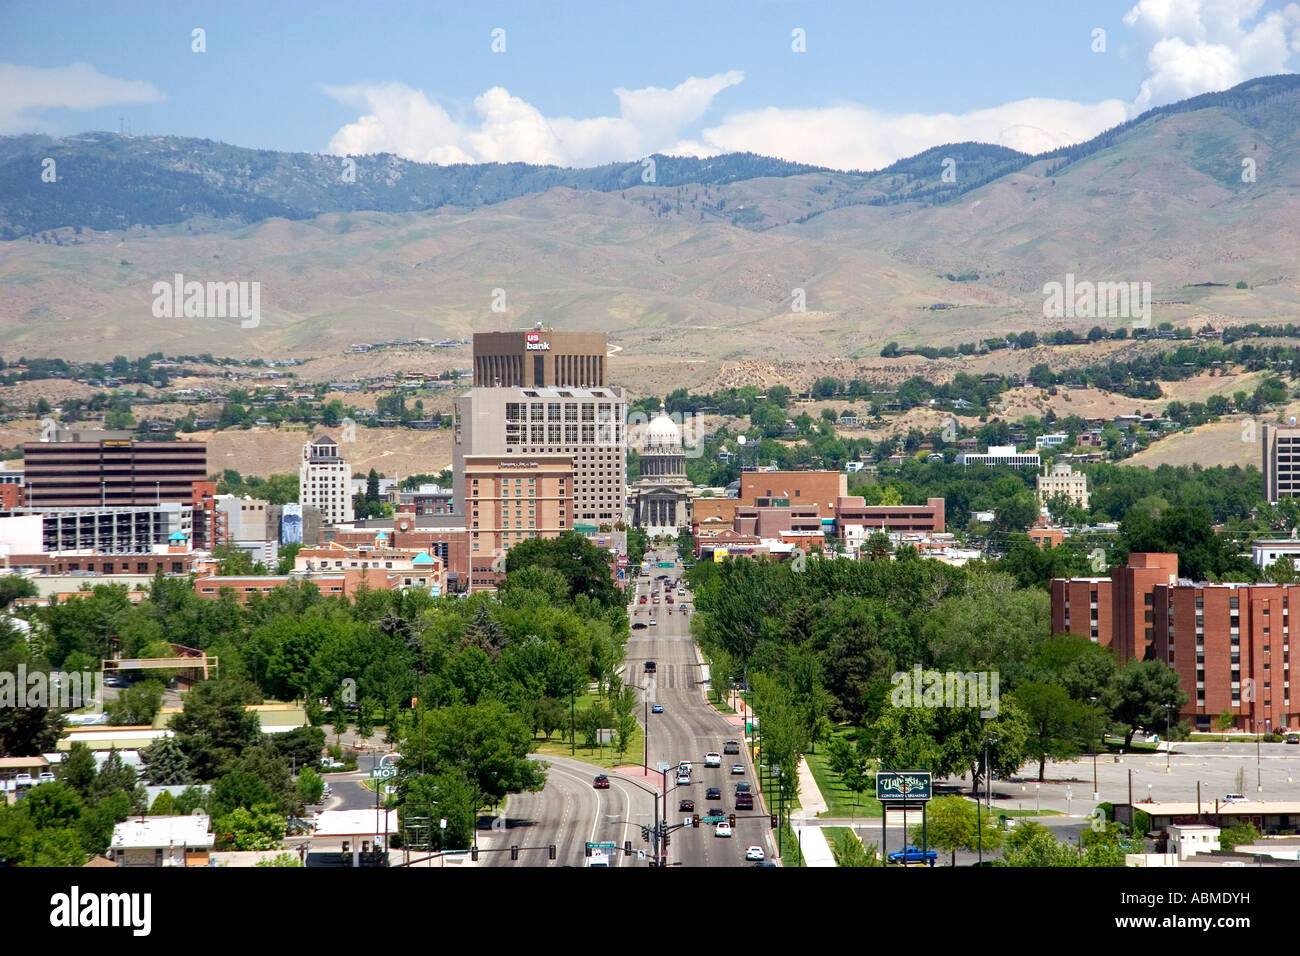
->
[108,814,214,867]
[1035,433,1068,449]
[1251,539,1300,570]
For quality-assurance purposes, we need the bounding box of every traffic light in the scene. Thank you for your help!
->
[624,840,632,856]
[471,846,479,861]
[692,814,700,829]
[729,814,736,827]
[641,826,650,842]
[770,814,778,829]
[510,845,519,861]
[549,844,557,860]
[584,844,591,858]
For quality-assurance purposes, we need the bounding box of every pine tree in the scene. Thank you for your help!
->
[59,741,98,798]
[141,735,191,786]
[93,748,138,800]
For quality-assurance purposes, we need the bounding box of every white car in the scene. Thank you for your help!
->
[678,761,693,775]
[38,772,56,785]
[649,618,658,627]
[14,773,34,788]
[677,772,691,786]
[745,846,765,861]
[714,822,733,838]
[704,753,721,768]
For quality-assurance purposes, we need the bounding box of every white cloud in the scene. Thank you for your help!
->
[0,62,163,133]
[323,72,744,167]
[696,99,1131,171]
[1124,0,1300,108]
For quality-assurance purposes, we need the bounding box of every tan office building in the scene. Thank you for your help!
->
[453,386,626,524]
[1263,423,1300,503]
[473,328,609,388]
[463,455,574,558]
[22,436,206,508]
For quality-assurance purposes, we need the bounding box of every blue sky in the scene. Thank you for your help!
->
[4,0,1299,170]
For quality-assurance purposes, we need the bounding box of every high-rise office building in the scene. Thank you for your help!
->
[300,436,354,526]
[22,434,206,508]
[1262,423,1300,503]
[453,385,626,524]
[473,327,609,388]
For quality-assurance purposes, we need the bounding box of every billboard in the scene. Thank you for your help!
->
[875,771,932,801]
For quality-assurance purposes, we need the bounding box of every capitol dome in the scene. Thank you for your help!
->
[645,409,683,449]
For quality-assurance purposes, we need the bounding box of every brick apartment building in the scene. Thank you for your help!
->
[1052,553,1296,731]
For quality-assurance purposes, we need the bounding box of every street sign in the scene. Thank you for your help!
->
[657,562,673,568]
[875,771,932,801]
[701,813,727,824]
[370,767,397,780]
[586,841,617,849]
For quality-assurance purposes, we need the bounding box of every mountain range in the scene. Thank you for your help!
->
[0,73,1297,387]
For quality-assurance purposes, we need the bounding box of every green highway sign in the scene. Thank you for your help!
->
[657,562,674,568]
[876,771,931,801]
[701,814,727,823]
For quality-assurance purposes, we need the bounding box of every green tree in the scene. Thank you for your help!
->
[1101,660,1188,748]
[92,748,138,801]
[58,742,99,797]
[296,767,325,807]
[107,679,166,725]
[830,828,881,866]
[1009,682,1086,781]
[215,804,285,850]
[916,795,1002,866]
[170,680,263,781]
[140,735,191,786]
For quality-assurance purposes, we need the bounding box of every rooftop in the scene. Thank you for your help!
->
[111,814,213,850]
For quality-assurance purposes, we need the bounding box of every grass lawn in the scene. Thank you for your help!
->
[531,688,645,770]
[803,725,884,819]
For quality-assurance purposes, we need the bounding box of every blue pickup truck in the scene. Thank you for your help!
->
[887,846,937,866]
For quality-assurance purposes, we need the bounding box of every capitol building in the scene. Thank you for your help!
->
[630,405,693,538]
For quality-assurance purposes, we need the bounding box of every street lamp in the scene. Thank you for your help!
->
[1090,695,1099,801]
[1164,703,1173,773]
[772,763,783,861]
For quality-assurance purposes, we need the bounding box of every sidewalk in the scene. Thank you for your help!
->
[796,757,829,818]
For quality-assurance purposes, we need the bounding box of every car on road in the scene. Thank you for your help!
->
[38,772,56,785]
[706,787,721,800]
[632,622,647,629]
[745,846,765,861]
[679,798,695,812]
[652,704,664,714]
[735,781,751,793]
[678,761,693,774]
[704,752,721,768]
[1288,733,1300,745]
[731,763,745,775]
[677,772,691,786]
[723,741,740,754]
[714,822,733,838]
[644,661,656,673]
[649,619,658,626]
[887,846,937,866]
[736,792,753,809]
[1223,793,1247,803]
[678,588,686,596]
[638,595,647,604]
[593,775,610,790]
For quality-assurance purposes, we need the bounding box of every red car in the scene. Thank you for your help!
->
[593,775,610,789]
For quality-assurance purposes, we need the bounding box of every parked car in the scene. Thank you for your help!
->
[1287,733,1299,745]
[37,772,56,785]
[14,773,34,788]
[887,846,937,866]
[714,822,733,838]
[704,752,721,768]
[652,703,664,714]
[320,757,345,770]
[723,741,741,755]
[731,763,745,775]
[706,787,721,800]
[745,846,765,862]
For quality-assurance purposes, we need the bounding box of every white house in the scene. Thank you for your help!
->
[108,813,214,867]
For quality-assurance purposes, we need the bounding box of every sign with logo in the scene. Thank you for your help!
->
[525,331,550,351]
[875,771,932,801]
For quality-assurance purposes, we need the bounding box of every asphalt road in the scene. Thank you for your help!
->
[627,547,774,867]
